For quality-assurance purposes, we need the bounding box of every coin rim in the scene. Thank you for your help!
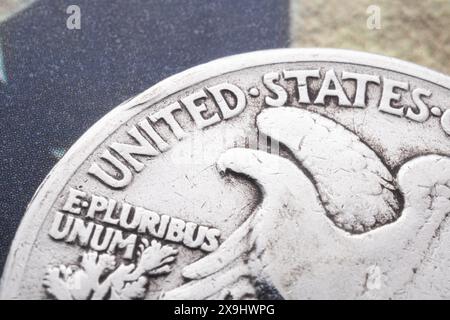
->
[2,48,450,298]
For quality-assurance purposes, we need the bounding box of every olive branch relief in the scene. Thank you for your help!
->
[43,239,178,300]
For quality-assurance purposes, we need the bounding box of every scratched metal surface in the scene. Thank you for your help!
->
[0,0,289,274]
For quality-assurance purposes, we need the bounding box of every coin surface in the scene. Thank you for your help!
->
[1,49,450,300]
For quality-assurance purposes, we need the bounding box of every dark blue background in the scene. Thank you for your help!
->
[0,0,289,275]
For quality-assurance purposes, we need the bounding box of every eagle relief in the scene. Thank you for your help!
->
[1,49,450,300]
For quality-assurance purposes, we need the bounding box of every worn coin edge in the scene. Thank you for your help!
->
[1,48,450,299]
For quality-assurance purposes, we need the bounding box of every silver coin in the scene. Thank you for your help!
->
[1,49,450,300]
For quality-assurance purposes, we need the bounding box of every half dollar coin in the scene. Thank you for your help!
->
[1,49,450,300]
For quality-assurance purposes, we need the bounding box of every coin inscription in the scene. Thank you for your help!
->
[49,188,221,258]
[1,49,450,299]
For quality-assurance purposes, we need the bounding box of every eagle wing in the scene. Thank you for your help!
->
[257,107,401,233]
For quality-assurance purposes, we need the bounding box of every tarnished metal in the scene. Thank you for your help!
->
[1,49,450,299]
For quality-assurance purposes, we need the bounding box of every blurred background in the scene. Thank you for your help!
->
[291,0,450,74]
[0,0,448,275]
